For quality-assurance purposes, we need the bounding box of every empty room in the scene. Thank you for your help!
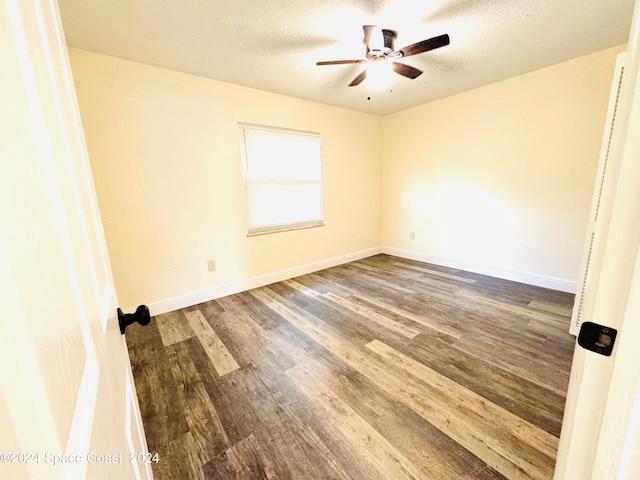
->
[3,1,640,479]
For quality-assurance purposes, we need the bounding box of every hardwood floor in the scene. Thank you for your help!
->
[125,254,576,480]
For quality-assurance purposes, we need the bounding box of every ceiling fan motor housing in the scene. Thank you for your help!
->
[366,29,396,61]
[316,27,449,87]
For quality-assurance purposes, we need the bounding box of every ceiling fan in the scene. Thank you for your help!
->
[316,26,450,87]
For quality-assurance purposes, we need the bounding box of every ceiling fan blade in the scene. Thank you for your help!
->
[396,33,450,58]
[349,69,367,87]
[316,59,366,66]
[392,62,423,79]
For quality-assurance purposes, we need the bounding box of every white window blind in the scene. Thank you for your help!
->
[239,123,324,236]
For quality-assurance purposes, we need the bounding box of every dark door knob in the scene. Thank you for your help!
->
[118,305,151,334]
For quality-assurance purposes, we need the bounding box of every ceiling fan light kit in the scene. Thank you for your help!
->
[365,61,395,90]
[317,25,450,88]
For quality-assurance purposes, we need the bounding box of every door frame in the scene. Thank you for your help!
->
[555,0,640,477]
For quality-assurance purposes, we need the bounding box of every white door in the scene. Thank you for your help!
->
[0,1,152,479]
[555,0,640,478]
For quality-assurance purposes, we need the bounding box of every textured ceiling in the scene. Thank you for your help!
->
[58,0,635,115]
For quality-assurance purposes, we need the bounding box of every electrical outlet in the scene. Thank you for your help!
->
[410,232,416,240]
[207,260,216,272]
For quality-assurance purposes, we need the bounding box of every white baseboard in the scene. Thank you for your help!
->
[381,246,577,294]
[144,245,575,316]
[147,247,382,316]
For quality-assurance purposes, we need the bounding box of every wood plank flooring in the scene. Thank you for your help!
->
[125,254,576,480]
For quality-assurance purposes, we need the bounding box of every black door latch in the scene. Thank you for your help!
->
[578,321,617,356]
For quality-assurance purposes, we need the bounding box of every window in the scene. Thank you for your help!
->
[239,123,324,236]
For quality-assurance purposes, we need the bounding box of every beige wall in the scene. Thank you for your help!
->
[70,45,621,310]
[382,46,623,289]
[69,49,382,311]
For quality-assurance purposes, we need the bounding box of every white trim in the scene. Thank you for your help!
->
[140,245,579,316]
[556,1,640,474]
[125,370,142,480]
[382,246,577,293]
[247,219,324,237]
[569,52,627,336]
[238,122,320,137]
[145,247,382,316]
[123,342,153,480]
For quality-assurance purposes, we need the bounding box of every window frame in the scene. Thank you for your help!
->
[238,123,325,236]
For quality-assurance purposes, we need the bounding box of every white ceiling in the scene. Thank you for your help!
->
[58,0,635,116]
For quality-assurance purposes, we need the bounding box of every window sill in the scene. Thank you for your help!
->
[247,221,324,237]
